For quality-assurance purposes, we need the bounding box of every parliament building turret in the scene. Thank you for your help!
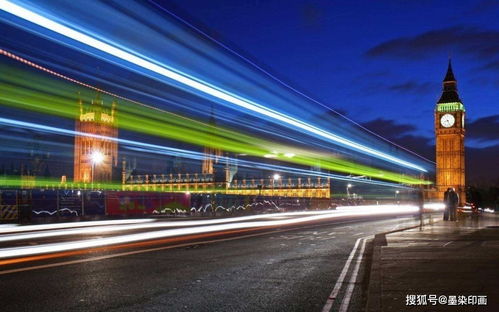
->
[74,93,118,183]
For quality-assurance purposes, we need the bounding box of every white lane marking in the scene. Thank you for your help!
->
[353,232,364,236]
[339,238,368,312]
[0,219,374,275]
[443,241,453,247]
[321,238,361,312]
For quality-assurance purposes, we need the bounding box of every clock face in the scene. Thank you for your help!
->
[440,114,455,128]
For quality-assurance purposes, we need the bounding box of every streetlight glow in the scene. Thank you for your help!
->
[90,150,104,185]
[273,174,281,180]
[91,150,104,164]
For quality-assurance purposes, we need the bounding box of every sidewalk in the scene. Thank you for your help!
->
[366,213,499,312]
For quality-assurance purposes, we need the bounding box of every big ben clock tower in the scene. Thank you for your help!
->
[435,60,466,205]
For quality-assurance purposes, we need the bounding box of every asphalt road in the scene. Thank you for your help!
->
[0,215,425,312]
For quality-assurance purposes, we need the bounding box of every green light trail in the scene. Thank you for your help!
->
[0,63,430,185]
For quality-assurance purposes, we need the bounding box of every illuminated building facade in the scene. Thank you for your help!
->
[74,94,118,183]
[435,60,466,205]
[122,106,329,198]
[123,173,330,198]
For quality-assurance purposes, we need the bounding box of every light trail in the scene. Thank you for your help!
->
[0,62,428,184]
[0,0,426,172]
[0,211,310,242]
[150,0,435,165]
[0,205,418,259]
[0,206,428,242]
[0,219,156,235]
[0,117,426,186]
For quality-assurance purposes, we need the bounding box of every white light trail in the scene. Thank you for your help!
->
[0,207,399,242]
[0,212,299,242]
[0,205,418,259]
[423,203,445,211]
[0,0,426,172]
[0,219,155,235]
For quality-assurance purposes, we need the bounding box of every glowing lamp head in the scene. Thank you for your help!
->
[273,174,281,180]
[347,184,352,188]
[91,150,104,164]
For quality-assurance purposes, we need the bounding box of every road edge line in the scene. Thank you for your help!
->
[339,238,368,312]
[321,237,362,312]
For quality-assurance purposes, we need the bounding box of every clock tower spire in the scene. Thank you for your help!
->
[435,59,466,206]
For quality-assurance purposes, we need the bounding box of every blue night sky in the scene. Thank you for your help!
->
[162,0,499,146]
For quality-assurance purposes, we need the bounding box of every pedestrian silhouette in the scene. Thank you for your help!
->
[443,187,459,221]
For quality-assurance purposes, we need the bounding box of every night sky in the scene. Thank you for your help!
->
[159,0,499,183]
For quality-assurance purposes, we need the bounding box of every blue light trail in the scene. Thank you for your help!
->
[0,117,411,189]
[0,0,427,173]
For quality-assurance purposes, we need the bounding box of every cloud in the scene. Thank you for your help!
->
[362,118,416,137]
[467,114,499,142]
[477,60,499,72]
[395,134,434,160]
[386,81,434,93]
[300,2,325,29]
[359,80,436,97]
[361,118,434,159]
[467,0,499,15]
[467,145,499,185]
[365,26,499,60]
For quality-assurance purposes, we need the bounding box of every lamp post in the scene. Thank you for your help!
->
[395,190,400,205]
[91,150,104,188]
[272,174,280,197]
[346,183,352,199]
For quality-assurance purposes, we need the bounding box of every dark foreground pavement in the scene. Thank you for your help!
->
[366,213,499,312]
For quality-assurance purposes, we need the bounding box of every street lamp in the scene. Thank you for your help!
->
[395,190,400,204]
[346,183,352,199]
[272,174,281,196]
[91,150,104,186]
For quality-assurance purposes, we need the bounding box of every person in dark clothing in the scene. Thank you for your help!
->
[416,188,425,227]
[443,188,451,221]
[443,187,459,221]
[450,188,459,221]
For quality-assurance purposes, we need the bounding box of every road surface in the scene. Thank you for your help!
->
[0,210,429,311]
